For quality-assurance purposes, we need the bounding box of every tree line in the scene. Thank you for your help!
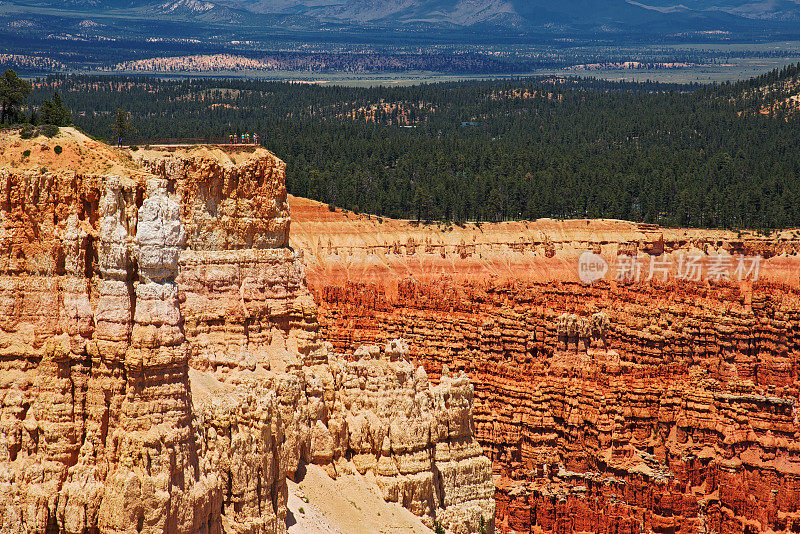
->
[17,65,800,229]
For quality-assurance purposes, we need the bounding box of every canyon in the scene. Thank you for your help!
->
[0,129,493,534]
[3,126,800,534]
[288,196,800,534]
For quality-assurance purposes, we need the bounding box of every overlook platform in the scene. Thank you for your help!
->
[124,137,260,148]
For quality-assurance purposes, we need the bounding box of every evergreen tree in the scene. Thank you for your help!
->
[40,92,71,126]
[111,109,136,146]
[0,69,32,124]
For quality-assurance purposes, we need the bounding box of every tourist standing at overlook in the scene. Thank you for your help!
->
[225,132,259,145]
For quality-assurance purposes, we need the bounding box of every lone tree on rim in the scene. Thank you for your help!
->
[40,92,72,126]
[0,69,32,124]
[112,108,136,146]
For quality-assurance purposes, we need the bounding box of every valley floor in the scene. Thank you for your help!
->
[286,464,434,534]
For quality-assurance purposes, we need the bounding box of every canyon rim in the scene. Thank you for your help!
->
[2,126,800,534]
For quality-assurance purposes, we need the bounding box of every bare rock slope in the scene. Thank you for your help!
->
[0,128,493,534]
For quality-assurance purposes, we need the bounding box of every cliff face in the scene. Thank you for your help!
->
[288,195,800,534]
[0,129,493,534]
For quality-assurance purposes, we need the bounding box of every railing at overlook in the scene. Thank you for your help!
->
[122,137,260,146]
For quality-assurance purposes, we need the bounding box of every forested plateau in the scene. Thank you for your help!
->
[26,63,800,229]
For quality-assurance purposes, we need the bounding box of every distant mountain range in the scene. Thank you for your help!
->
[8,0,800,34]
[228,0,800,26]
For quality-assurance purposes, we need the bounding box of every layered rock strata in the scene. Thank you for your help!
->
[0,130,493,534]
[287,195,800,534]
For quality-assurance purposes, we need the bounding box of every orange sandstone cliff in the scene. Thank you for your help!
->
[0,129,493,534]
[288,195,800,534]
